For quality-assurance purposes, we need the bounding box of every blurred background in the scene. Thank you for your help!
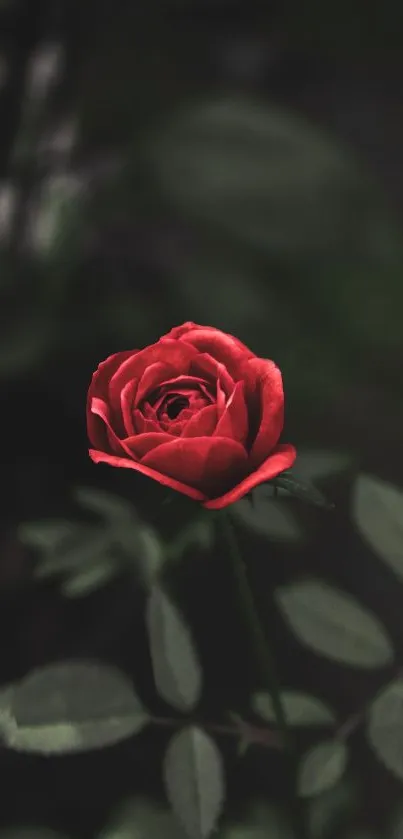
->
[1,0,403,837]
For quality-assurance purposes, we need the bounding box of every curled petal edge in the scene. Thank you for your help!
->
[88,448,206,502]
[89,442,296,510]
[203,443,297,509]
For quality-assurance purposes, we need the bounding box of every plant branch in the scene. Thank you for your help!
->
[151,715,282,749]
[218,512,292,753]
[218,511,308,839]
[336,664,403,742]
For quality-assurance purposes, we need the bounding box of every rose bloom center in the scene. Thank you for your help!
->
[142,383,214,435]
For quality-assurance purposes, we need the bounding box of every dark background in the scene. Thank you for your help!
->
[0,1,403,836]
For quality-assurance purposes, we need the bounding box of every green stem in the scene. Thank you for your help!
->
[219,513,290,748]
[219,511,307,838]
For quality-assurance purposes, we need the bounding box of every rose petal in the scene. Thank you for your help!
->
[159,409,192,436]
[180,404,218,437]
[87,349,137,401]
[164,322,205,339]
[133,409,161,434]
[87,326,295,512]
[120,379,137,435]
[213,381,248,444]
[164,322,255,378]
[87,351,135,444]
[216,378,226,418]
[106,428,123,454]
[109,339,198,414]
[150,377,212,416]
[89,397,123,453]
[87,401,109,450]
[123,432,174,458]
[191,353,235,396]
[203,443,297,509]
[90,397,140,460]
[161,419,187,435]
[151,374,211,391]
[154,392,204,419]
[141,436,248,496]
[89,449,206,501]
[246,359,285,465]
[135,362,180,407]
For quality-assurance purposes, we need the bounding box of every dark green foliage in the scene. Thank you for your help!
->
[1,1,403,838]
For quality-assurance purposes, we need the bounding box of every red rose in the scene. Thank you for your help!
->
[87,322,296,510]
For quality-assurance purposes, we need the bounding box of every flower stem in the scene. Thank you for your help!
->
[218,511,307,838]
[151,714,282,748]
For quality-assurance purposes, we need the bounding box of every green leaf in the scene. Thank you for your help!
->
[60,559,117,597]
[389,806,403,839]
[308,776,358,839]
[150,97,364,258]
[100,797,188,839]
[272,472,334,510]
[2,661,149,754]
[166,518,215,561]
[23,507,163,592]
[275,579,393,668]
[368,678,403,780]
[74,487,137,522]
[19,520,77,553]
[252,690,336,726]
[352,474,403,581]
[146,586,202,711]
[115,521,162,564]
[20,518,114,583]
[33,528,114,578]
[292,449,352,484]
[163,726,225,839]
[220,801,294,839]
[134,526,165,588]
[232,491,304,543]
[298,740,348,798]
[0,684,15,736]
